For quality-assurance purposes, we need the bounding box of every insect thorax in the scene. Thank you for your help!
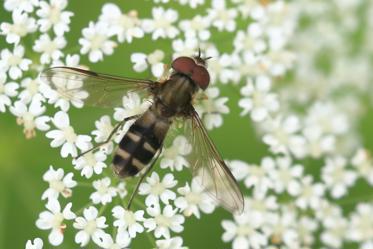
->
[155,73,198,117]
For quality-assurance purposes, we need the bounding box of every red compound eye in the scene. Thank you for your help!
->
[171,56,196,76]
[191,65,210,90]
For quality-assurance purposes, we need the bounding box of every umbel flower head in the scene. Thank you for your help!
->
[1,0,373,249]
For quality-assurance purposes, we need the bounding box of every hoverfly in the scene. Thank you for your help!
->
[40,53,244,213]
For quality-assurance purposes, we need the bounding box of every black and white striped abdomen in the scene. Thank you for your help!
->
[112,109,170,178]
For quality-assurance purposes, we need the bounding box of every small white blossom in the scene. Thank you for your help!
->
[195,87,230,130]
[130,50,165,78]
[139,172,177,206]
[36,0,73,36]
[40,70,88,111]
[351,149,373,185]
[41,165,77,200]
[79,21,117,63]
[0,45,31,80]
[295,176,325,210]
[222,211,267,249]
[208,0,238,32]
[91,115,115,154]
[172,37,199,58]
[160,136,191,172]
[18,77,43,104]
[36,199,76,246]
[46,111,91,158]
[100,4,144,43]
[144,204,185,239]
[33,34,66,64]
[267,156,304,195]
[179,15,211,40]
[177,0,204,8]
[239,76,279,122]
[113,92,150,122]
[10,98,50,138]
[0,10,37,44]
[322,156,357,198]
[321,214,347,248]
[73,206,108,247]
[348,203,373,247]
[90,177,117,205]
[72,151,107,178]
[233,22,266,54]
[175,177,216,218]
[142,7,179,40]
[244,157,274,195]
[99,232,131,249]
[156,236,187,249]
[263,115,307,158]
[0,74,18,113]
[25,238,43,249]
[112,206,145,238]
[4,0,39,13]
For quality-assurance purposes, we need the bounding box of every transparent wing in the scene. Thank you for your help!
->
[184,108,244,214]
[39,67,157,108]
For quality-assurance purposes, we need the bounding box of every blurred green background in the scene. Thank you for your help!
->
[0,1,266,248]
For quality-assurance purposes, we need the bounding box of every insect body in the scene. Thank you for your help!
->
[40,55,244,213]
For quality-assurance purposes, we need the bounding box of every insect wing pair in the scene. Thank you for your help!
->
[40,62,244,214]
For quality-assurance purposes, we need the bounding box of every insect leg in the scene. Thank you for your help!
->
[75,115,140,159]
[127,147,162,210]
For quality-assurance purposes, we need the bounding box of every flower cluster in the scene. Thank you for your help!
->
[1,0,372,249]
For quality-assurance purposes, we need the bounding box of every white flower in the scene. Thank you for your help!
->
[10,98,50,139]
[177,0,204,8]
[348,203,373,246]
[172,37,199,58]
[112,206,145,238]
[99,4,144,43]
[0,45,31,80]
[36,0,73,36]
[144,204,185,239]
[142,7,179,40]
[244,194,278,227]
[267,156,304,195]
[40,69,88,111]
[322,156,357,198]
[91,115,115,154]
[156,236,187,249]
[139,172,177,206]
[294,176,325,210]
[130,50,165,78]
[72,150,107,178]
[36,199,76,246]
[99,232,131,249]
[263,115,307,158]
[239,76,279,122]
[51,53,81,67]
[179,15,211,40]
[18,77,43,104]
[160,135,191,171]
[208,0,238,32]
[175,177,216,218]
[33,34,66,64]
[116,182,128,198]
[263,207,299,248]
[90,177,117,205]
[25,238,43,249]
[46,111,91,158]
[351,148,373,185]
[244,157,274,195]
[4,0,39,13]
[0,10,37,44]
[195,87,229,130]
[233,22,266,54]
[0,74,18,113]
[41,165,77,200]
[73,206,108,247]
[113,92,151,122]
[79,21,117,63]
[321,214,347,248]
[222,211,267,249]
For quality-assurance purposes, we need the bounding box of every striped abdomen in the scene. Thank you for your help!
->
[112,109,171,178]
